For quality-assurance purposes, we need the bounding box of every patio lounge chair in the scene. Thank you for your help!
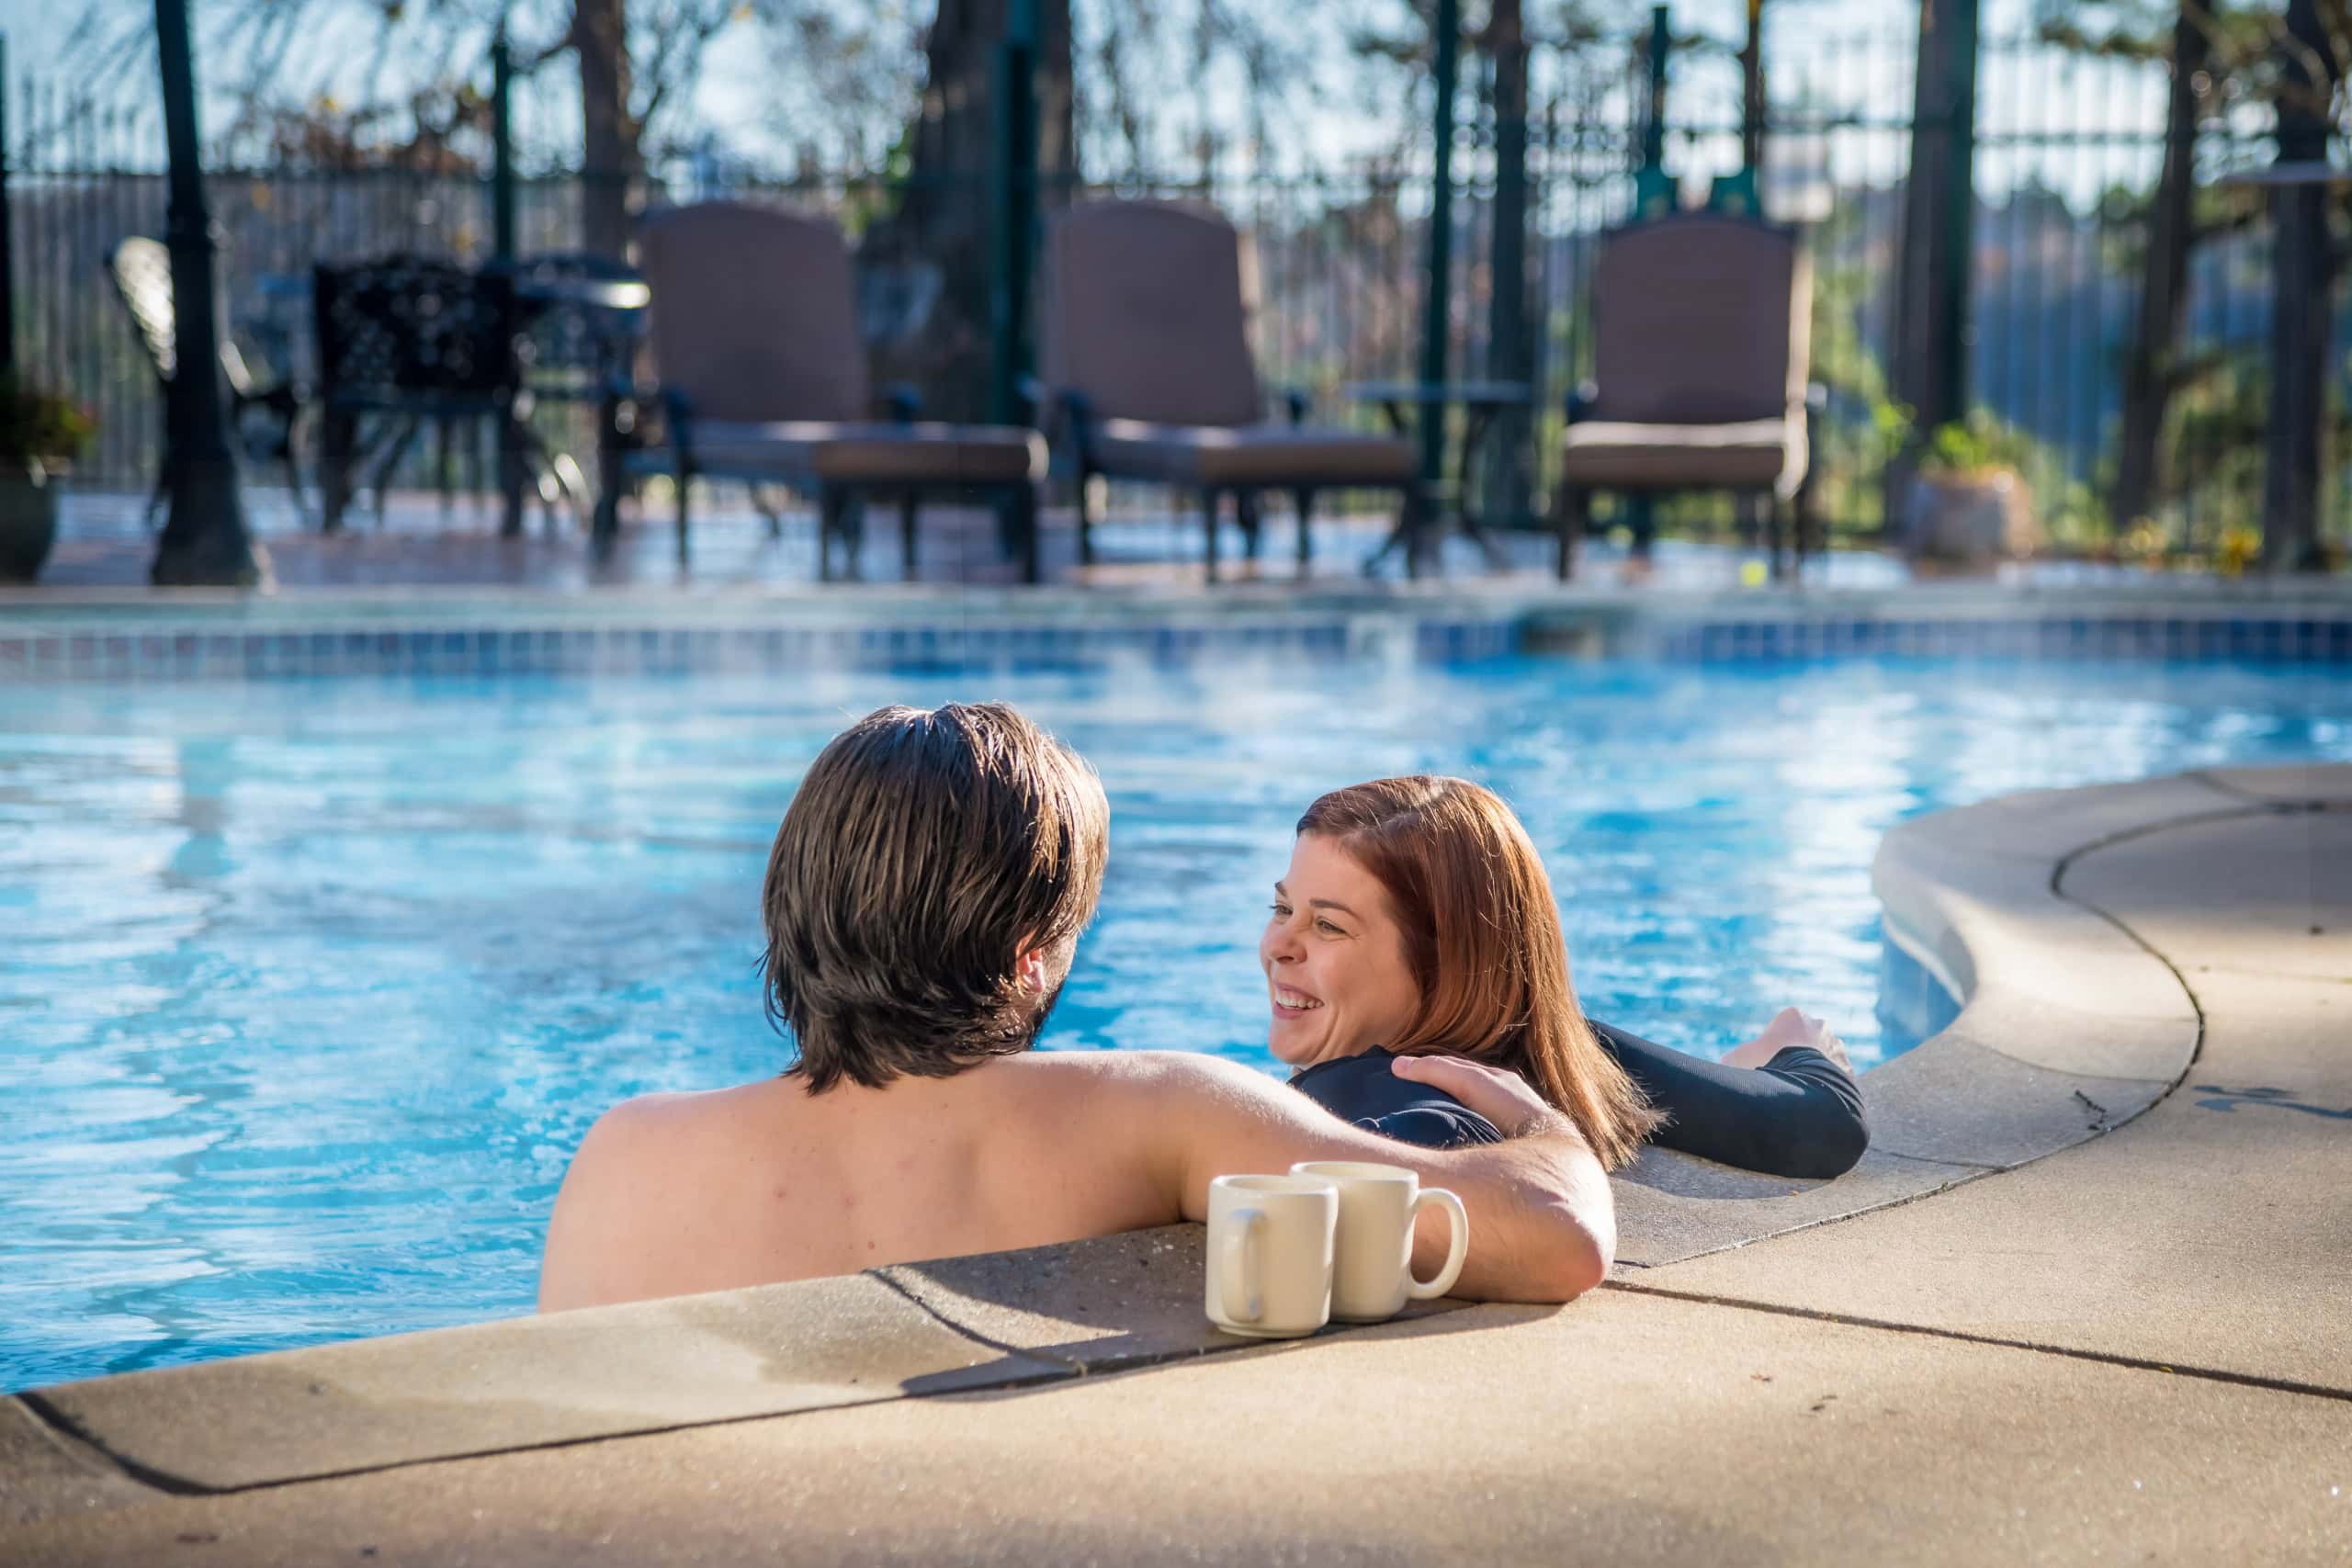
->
[1552,212,1819,580]
[1038,200,1422,581]
[107,237,308,525]
[602,201,1046,581]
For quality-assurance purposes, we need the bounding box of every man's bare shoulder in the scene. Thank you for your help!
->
[552,1089,707,1209]
[995,1049,1281,1101]
[578,1082,770,1151]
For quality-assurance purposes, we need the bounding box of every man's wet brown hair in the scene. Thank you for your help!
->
[763,703,1110,1092]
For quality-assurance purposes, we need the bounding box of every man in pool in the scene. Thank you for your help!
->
[537,701,1613,1314]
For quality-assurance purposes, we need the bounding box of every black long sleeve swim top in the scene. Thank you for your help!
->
[1286,1018,1870,1180]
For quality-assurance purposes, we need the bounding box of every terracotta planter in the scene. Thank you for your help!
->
[0,460,59,583]
[1899,470,2042,569]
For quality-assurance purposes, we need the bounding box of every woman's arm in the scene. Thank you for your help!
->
[1591,1015,1869,1179]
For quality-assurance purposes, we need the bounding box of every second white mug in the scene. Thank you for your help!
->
[1289,1160,1469,1322]
[1204,1174,1339,1338]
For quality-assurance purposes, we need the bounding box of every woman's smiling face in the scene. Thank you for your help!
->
[1259,832,1423,1069]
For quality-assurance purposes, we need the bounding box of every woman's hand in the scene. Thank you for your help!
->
[1722,1008,1852,1073]
[1390,1054,1569,1139]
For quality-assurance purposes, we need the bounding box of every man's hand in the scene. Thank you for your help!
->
[1389,1053,1573,1140]
[1722,1007,1852,1073]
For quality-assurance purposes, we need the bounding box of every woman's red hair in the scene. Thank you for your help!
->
[1297,776,1659,1168]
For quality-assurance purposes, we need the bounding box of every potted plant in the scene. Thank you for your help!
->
[1897,410,2043,570]
[0,378,95,582]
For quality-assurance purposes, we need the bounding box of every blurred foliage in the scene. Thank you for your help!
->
[0,380,97,467]
[1916,409,2035,479]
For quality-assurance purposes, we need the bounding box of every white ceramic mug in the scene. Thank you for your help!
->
[1288,1160,1469,1322]
[1204,1174,1340,1338]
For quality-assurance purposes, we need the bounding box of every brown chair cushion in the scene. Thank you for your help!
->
[1042,202,1263,429]
[685,421,1047,486]
[1559,417,1806,496]
[638,203,869,423]
[1091,421,1416,488]
[1589,215,1813,426]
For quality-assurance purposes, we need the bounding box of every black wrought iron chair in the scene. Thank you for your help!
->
[311,254,528,533]
[107,236,309,526]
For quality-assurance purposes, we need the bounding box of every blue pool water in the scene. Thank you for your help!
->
[4,652,2349,1391]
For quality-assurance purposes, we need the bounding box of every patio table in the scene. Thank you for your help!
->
[501,263,651,529]
[508,274,651,313]
[1342,379,1530,574]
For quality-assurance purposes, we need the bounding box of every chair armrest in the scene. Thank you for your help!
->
[1015,375,1052,425]
[232,379,308,417]
[1277,386,1310,427]
[882,384,924,424]
[1566,381,1600,423]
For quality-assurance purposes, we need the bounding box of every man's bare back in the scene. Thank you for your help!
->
[538,1049,1611,1314]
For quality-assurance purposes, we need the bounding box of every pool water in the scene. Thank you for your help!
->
[4,653,2348,1390]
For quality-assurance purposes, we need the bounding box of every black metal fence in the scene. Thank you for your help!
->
[4,23,2342,557]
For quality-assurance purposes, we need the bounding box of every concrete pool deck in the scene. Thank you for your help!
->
[6,763,2350,1562]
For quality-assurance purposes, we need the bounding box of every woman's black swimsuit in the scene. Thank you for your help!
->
[1286,1020,1869,1179]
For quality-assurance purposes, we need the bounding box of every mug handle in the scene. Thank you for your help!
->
[1220,1207,1266,1324]
[1406,1188,1470,1301]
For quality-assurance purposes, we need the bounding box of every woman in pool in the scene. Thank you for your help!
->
[1267,776,1867,1178]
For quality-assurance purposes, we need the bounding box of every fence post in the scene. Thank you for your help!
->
[151,0,264,587]
[988,0,1039,428]
[2261,0,2338,573]
[1634,6,1674,218]
[1739,0,1764,175]
[1417,0,1462,502]
[1892,0,1979,472]
[490,34,516,265]
[0,33,13,382]
[1486,0,1532,527]
[1622,6,1674,554]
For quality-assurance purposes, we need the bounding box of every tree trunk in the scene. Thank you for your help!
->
[1887,0,1980,525]
[577,0,638,261]
[1484,0,1533,525]
[2110,1,2209,539]
[2262,0,2340,572]
[864,0,1076,421]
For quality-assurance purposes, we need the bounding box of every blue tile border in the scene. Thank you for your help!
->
[0,615,1532,682]
[1646,612,2352,666]
[0,607,2344,682]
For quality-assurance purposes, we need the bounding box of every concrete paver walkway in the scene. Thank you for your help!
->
[8,765,2350,1564]
[1640,791,2352,1393]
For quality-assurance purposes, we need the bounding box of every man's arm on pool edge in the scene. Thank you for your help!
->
[1124,1053,1613,1304]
